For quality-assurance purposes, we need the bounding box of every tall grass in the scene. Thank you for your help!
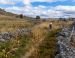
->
[0,16,72,58]
[0,33,32,58]
[29,29,61,58]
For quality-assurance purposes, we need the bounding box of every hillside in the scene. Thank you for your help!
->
[0,8,73,58]
[0,8,34,20]
[0,8,15,16]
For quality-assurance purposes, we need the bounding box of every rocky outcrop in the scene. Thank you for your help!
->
[0,28,31,42]
[55,24,75,58]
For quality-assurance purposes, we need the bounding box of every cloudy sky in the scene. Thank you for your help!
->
[0,0,75,18]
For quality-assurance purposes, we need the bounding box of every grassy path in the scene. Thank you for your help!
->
[22,23,61,58]
[29,29,61,58]
[22,22,49,58]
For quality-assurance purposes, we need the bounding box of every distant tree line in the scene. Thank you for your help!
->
[16,15,41,19]
[16,14,23,19]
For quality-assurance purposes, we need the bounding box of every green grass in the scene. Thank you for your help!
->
[29,29,61,58]
[39,29,60,58]
[0,34,32,58]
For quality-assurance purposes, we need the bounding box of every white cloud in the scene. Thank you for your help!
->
[0,0,73,5]
[0,0,22,4]
[23,0,66,6]
[23,0,31,5]
[0,0,15,4]
[54,5,75,12]
[1,0,75,18]
[23,0,66,3]
[5,5,75,18]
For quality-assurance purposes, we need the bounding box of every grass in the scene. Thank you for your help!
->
[0,16,34,32]
[0,33,32,58]
[0,16,34,58]
[0,15,73,58]
[29,29,61,58]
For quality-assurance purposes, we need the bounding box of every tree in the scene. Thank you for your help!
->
[36,16,40,19]
[20,14,23,18]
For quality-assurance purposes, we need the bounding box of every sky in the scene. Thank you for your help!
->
[0,0,75,18]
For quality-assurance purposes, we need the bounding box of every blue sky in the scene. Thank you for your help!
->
[0,0,75,18]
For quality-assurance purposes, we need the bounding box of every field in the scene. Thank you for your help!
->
[0,15,73,58]
[0,15,34,32]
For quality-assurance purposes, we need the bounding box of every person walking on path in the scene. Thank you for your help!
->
[49,22,52,29]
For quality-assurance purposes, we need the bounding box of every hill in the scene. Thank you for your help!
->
[0,8,73,58]
[0,8,34,20]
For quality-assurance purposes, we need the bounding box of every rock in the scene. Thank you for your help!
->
[55,24,75,58]
[0,39,5,42]
[0,28,31,41]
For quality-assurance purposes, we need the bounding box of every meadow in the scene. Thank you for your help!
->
[0,15,73,58]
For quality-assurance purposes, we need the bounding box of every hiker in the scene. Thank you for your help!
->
[49,23,52,29]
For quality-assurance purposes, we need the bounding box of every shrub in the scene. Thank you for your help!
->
[36,16,40,20]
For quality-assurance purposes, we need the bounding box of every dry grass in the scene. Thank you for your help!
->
[0,16,73,32]
[29,29,61,58]
[0,15,73,58]
[34,20,73,30]
[28,20,73,58]
[0,16,33,32]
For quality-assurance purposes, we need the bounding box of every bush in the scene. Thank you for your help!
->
[36,16,40,20]
[19,14,23,19]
